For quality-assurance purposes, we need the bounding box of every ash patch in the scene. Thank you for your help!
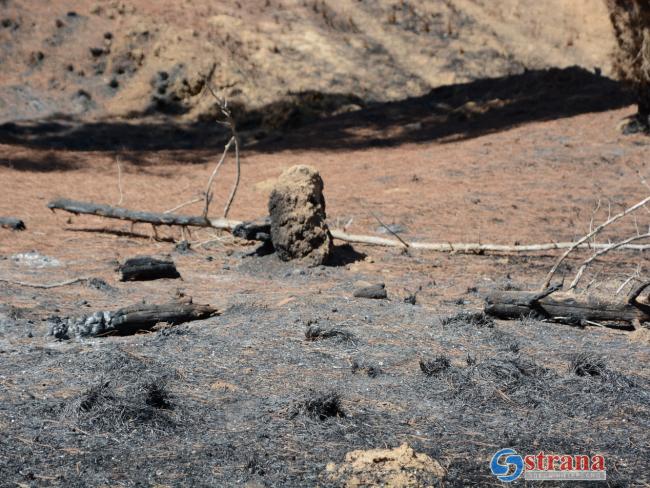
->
[10,250,61,267]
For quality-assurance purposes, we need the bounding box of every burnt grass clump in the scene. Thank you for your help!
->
[64,352,175,432]
[570,351,608,377]
[298,391,346,420]
[420,355,451,376]
[440,310,494,328]
[305,324,354,342]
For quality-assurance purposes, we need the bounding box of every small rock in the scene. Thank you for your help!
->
[353,283,387,299]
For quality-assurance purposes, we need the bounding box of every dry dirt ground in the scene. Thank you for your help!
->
[1,0,615,122]
[1,72,650,486]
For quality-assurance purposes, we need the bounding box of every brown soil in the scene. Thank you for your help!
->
[1,0,615,122]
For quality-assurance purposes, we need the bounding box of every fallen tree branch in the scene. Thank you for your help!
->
[568,231,650,290]
[48,297,220,338]
[541,195,650,290]
[328,229,650,252]
[0,277,89,289]
[47,199,650,254]
[485,286,650,329]
[48,199,239,232]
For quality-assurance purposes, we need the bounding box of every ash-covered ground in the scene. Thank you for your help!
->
[1,247,648,487]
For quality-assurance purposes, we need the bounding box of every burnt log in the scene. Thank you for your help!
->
[118,256,180,281]
[232,217,271,242]
[48,297,219,338]
[0,217,25,230]
[47,198,238,230]
[485,283,650,328]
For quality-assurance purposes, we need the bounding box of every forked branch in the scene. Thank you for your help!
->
[541,195,650,290]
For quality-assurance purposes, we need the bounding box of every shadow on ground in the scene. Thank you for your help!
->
[0,67,632,164]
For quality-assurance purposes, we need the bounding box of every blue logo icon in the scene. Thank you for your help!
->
[490,448,524,482]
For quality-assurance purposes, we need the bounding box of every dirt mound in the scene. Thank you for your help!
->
[325,443,445,487]
[269,165,333,266]
[0,0,616,124]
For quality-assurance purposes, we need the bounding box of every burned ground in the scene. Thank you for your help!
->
[0,242,649,486]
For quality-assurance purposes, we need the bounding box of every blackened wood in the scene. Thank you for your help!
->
[0,217,25,230]
[232,217,271,242]
[485,289,650,326]
[48,198,212,227]
[110,300,219,334]
[118,257,180,281]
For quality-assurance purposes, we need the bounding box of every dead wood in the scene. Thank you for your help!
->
[0,277,89,289]
[329,230,650,253]
[48,297,220,338]
[48,198,239,231]
[540,194,650,290]
[232,217,271,242]
[118,257,180,281]
[484,283,650,328]
[0,217,25,231]
[46,198,650,255]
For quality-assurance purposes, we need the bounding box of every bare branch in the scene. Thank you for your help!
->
[223,125,240,218]
[369,210,409,249]
[0,277,89,289]
[202,136,235,218]
[164,195,204,214]
[568,232,650,290]
[541,194,650,290]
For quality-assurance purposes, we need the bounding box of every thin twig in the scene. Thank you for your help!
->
[164,196,204,214]
[617,265,642,295]
[541,194,650,290]
[369,210,409,249]
[115,156,124,205]
[568,231,650,290]
[0,277,89,289]
[223,128,240,218]
[203,136,236,218]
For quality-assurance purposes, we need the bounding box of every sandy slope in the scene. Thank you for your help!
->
[0,0,615,122]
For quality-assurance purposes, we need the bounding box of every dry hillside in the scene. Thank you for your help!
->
[0,0,615,123]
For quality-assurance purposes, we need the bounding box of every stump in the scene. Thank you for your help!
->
[268,165,333,265]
